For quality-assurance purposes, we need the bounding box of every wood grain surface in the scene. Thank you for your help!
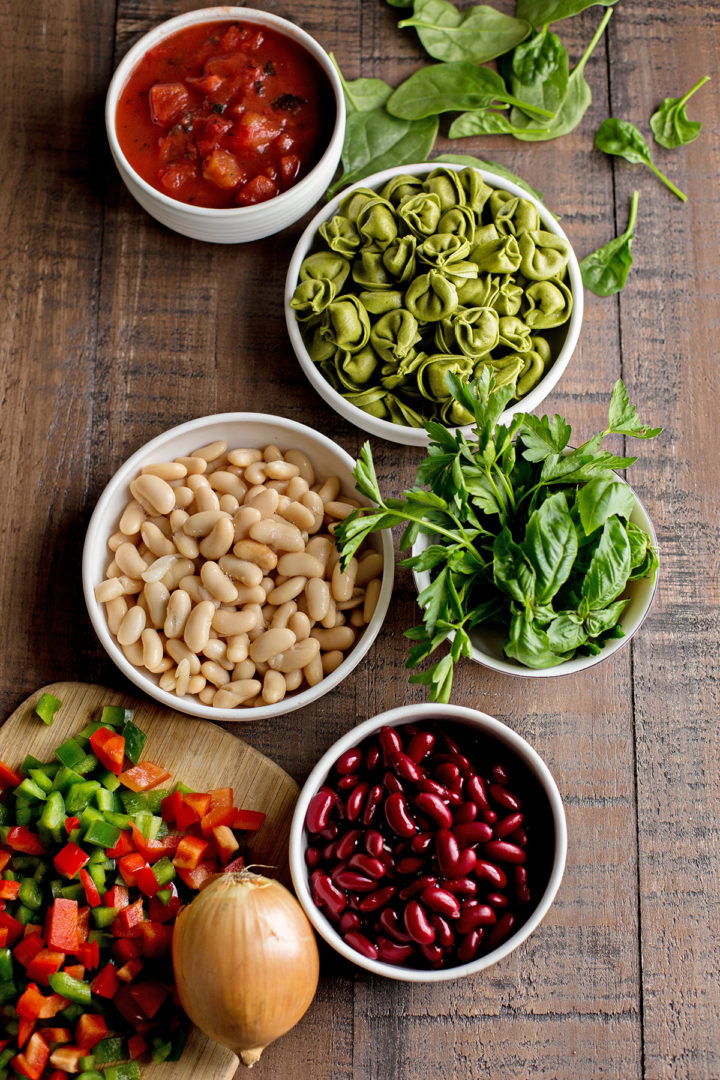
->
[1,1,718,1078]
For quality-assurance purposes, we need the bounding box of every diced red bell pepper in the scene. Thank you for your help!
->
[233,808,267,831]
[11,1031,50,1080]
[17,984,67,1021]
[48,1046,85,1073]
[13,933,47,968]
[148,883,182,924]
[223,855,246,874]
[113,984,146,1027]
[0,927,7,947]
[129,980,168,1019]
[75,1012,108,1049]
[106,830,135,859]
[118,852,149,888]
[0,879,20,900]
[89,727,126,774]
[91,962,120,999]
[112,937,143,965]
[160,790,183,823]
[139,920,172,959]
[200,805,235,835]
[130,823,179,863]
[77,906,89,945]
[184,792,212,817]
[74,939,100,970]
[53,842,90,879]
[79,868,101,908]
[148,82,191,127]
[46,899,78,952]
[119,761,171,792]
[6,826,46,855]
[0,910,25,946]
[212,824,240,864]
[40,1028,71,1045]
[136,865,161,898]
[127,1033,148,1060]
[176,859,218,891]
[173,834,209,871]
[25,949,65,985]
[63,817,81,835]
[0,850,11,871]
[63,964,85,981]
[174,799,200,831]
[103,884,129,911]
[116,956,144,982]
[210,786,234,807]
[0,758,24,790]
[18,1015,35,1048]
[111,898,144,938]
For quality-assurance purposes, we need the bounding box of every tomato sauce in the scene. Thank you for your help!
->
[115,21,333,209]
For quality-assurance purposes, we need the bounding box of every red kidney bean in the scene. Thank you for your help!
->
[337,747,363,775]
[435,761,461,786]
[312,873,347,919]
[410,830,434,854]
[378,725,403,764]
[444,847,477,878]
[396,856,424,875]
[491,763,510,785]
[332,869,376,892]
[403,900,436,945]
[365,743,380,770]
[435,828,459,869]
[430,914,455,949]
[440,877,477,898]
[486,892,509,910]
[415,791,454,829]
[494,812,524,839]
[419,942,444,964]
[383,771,404,796]
[488,783,522,811]
[516,882,531,905]
[306,789,334,834]
[420,886,461,920]
[474,860,507,888]
[362,784,383,826]
[457,929,484,964]
[345,781,369,823]
[406,731,435,763]
[344,930,379,960]
[337,773,360,792]
[378,907,412,943]
[466,774,491,811]
[339,910,361,934]
[390,751,425,783]
[508,827,529,848]
[485,911,515,950]
[453,822,494,847]
[349,853,385,880]
[335,828,362,861]
[377,936,415,964]
[358,885,397,913]
[305,845,322,870]
[384,792,417,837]
[398,875,438,901]
[319,823,339,842]
[457,902,497,934]
[483,840,526,865]
[515,866,528,886]
[364,829,384,858]
[322,840,338,862]
[515,866,531,905]
[452,801,478,825]
[482,808,498,825]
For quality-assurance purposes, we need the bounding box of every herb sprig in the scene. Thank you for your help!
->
[335,372,661,701]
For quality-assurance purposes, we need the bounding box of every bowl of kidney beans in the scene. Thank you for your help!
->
[289,703,567,981]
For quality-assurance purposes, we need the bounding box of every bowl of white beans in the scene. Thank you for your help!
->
[82,413,394,721]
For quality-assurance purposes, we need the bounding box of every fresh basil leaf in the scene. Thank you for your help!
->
[580,190,639,296]
[594,117,687,202]
[650,75,709,149]
[432,153,544,201]
[606,379,663,439]
[576,476,636,534]
[584,598,628,637]
[505,609,571,667]
[516,0,618,26]
[386,61,554,120]
[524,491,578,602]
[581,516,631,608]
[546,611,587,651]
[504,26,569,119]
[399,0,530,64]
[493,528,536,604]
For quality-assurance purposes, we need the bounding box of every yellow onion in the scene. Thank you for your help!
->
[172,869,319,1068]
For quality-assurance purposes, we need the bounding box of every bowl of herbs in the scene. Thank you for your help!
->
[334,371,661,698]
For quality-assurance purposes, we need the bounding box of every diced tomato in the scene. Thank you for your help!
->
[13,933,46,969]
[202,148,246,190]
[119,762,171,792]
[229,111,284,153]
[91,962,120,999]
[25,949,65,986]
[12,1031,50,1080]
[118,852,150,888]
[89,727,126,775]
[158,161,199,194]
[149,82,191,126]
[176,859,218,891]
[195,115,233,156]
[233,808,267,831]
[280,153,302,184]
[235,174,278,206]
[6,826,46,855]
[158,130,196,164]
[212,824,239,864]
[46,899,78,953]
[74,1013,108,1050]
[0,759,24,790]
[185,73,223,95]
[173,834,209,871]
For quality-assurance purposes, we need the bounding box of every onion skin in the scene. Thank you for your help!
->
[172,870,320,1068]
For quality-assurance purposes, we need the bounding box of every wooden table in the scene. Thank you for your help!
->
[2,0,718,1076]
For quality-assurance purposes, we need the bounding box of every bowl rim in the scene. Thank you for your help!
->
[284,160,584,446]
[104,5,346,220]
[82,411,394,721]
[411,479,659,678]
[289,702,568,982]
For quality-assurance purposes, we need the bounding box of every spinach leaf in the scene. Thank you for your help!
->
[386,61,554,120]
[506,8,612,141]
[516,0,618,26]
[449,109,551,138]
[650,75,710,149]
[594,117,687,201]
[398,0,531,64]
[503,26,569,119]
[386,0,413,6]
[579,189,639,296]
[432,153,544,200]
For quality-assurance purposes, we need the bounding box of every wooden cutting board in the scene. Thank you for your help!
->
[0,682,301,1080]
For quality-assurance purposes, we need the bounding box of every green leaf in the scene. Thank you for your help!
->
[386,61,554,121]
[399,0,531,64]
[524,491,578,602]
[650,75,709,149]
[334,63,393,113]
[581,516,631,608]
[594,117,687,202]
[580,190,639,297]
[546,611,588,651]
[352,441,383,502]
[584,599,628,637]
[449,109,551,139]
[417,565,449,636]
[493,528,536,604]
[432,153,544,201]
[409,652,455,702]
[520,413,572,461]
[606,379,663,439]
[327,104,438,198]
[576,477,636,534]
[516,0,618,25]
[505,609,572,667]
[503,25,569,119]
[403,543,453,572]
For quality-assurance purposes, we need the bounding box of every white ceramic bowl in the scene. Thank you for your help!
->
[412,486,658,678]
[285,161,583,445]
[105,8,345,243]
[82,413,394,721]
[289,702,567,982]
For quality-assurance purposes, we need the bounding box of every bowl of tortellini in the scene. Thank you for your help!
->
[284,162,583,446]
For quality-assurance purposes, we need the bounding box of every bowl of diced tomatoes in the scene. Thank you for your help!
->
[105,7,345,243]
